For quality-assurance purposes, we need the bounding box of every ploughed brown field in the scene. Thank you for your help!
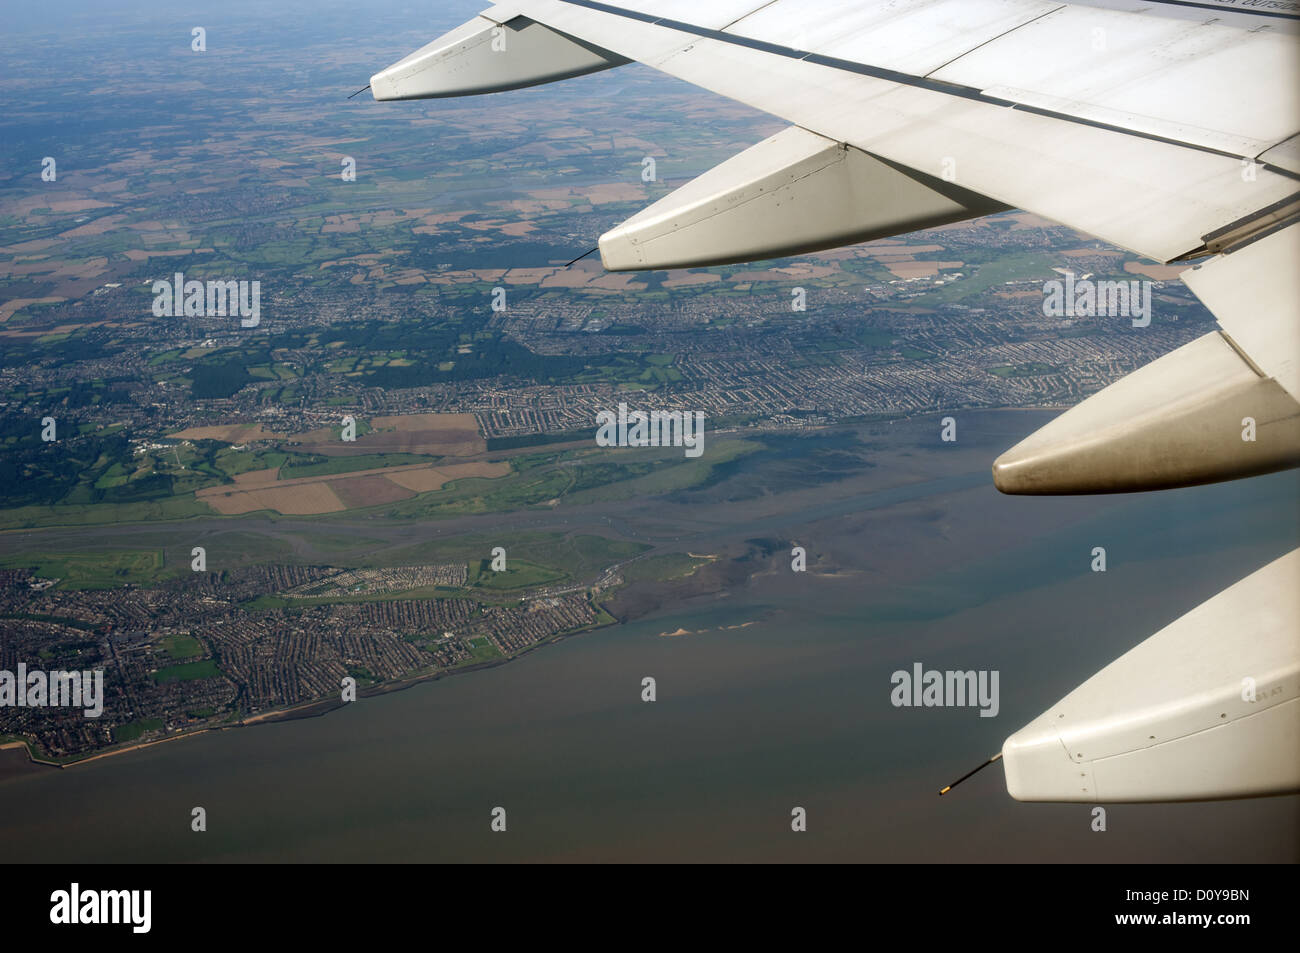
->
[232,467,281,487]
[302,412,484,457]
[330,474,417,509]
[196,460,509,515]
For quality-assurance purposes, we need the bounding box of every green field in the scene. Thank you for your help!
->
[160,634,204,660]
[0,550,166,589]
[911,251,1051,305]
[622,553,710,583]
[0,496,210,531]
[115,718,164,743]
[215,448,289,477]
[345,664,376,684]
[466,636,503,661]
[280,452,439,479]
[151,660,223,683]
[468,558,565,590]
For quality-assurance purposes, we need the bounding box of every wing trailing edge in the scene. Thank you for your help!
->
[599,126,1008,271]
[992,330,1300,494]
[996,222,1300,494]
[370,15,627,102]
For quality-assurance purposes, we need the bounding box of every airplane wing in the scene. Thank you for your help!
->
[366,0,1300,802]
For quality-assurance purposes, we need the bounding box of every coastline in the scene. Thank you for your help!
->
[0,609,617,773]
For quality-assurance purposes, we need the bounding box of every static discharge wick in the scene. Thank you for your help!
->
[565,247,599,268]
[939,752,1002,796]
